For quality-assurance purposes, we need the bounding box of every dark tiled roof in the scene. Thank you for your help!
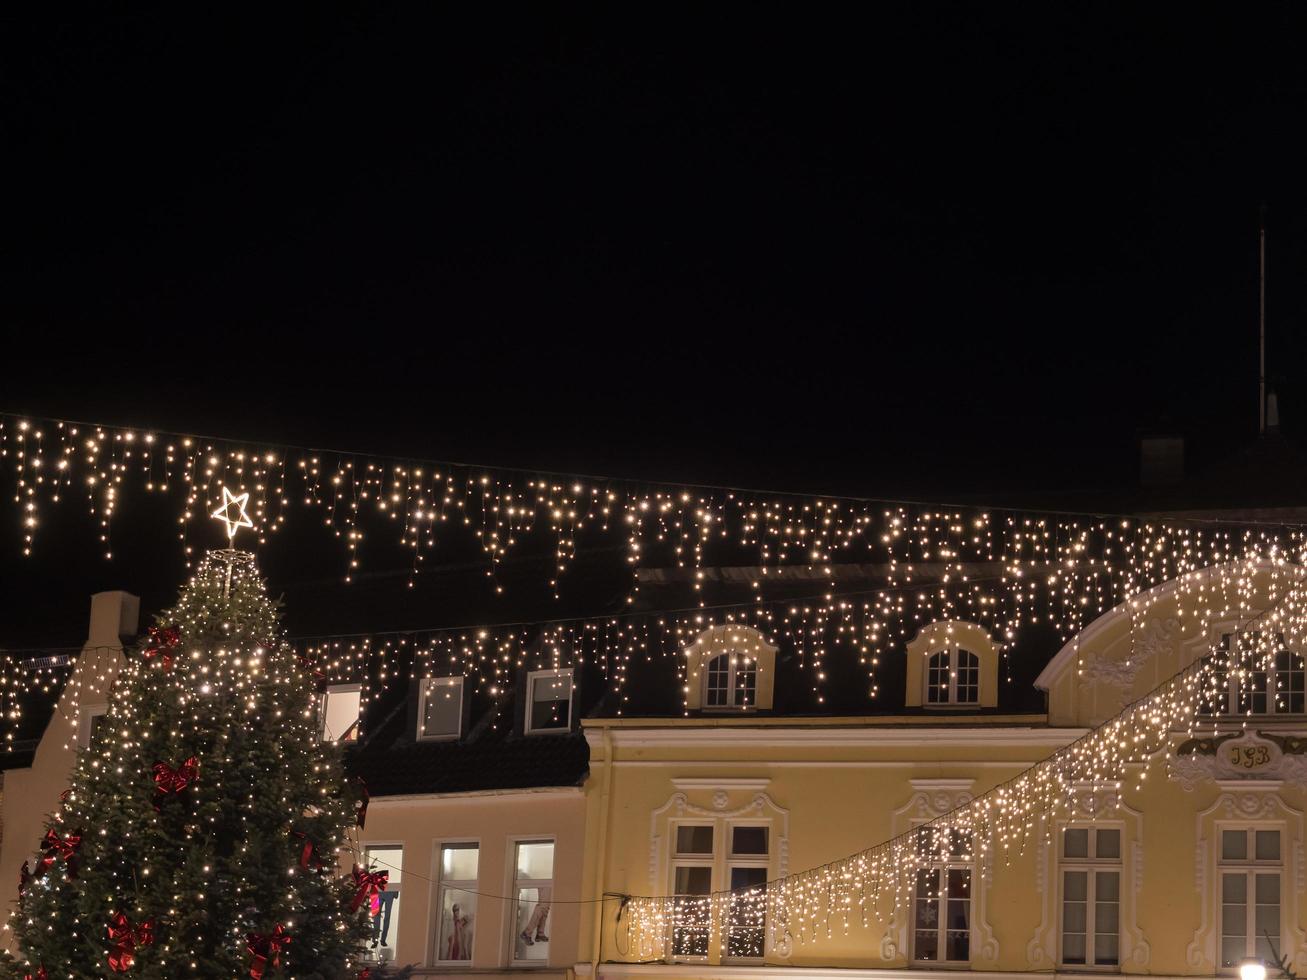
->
[348,732,589,797]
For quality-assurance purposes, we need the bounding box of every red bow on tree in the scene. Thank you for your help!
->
[152,757,199,806]
[350,865,389,915]
[246,924,291,978]
[356,779,369,829]
[357,969,372,980]
[142,625,181,669]
[38,828,82,879]
[23,966,47,980]
[106,912,155,972]
[290,830,322,871]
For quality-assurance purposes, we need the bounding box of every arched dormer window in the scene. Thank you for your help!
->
[925,648,980,706]
[706,652,758,708]
[906,622,999,710]
[683,625,777,712]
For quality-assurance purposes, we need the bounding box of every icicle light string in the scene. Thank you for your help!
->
[620,558,1307,958]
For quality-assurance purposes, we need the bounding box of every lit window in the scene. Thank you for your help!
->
[362,845,402,964]
[1204,633,1305,716]
[925,649,979,706]
[913,826,972,962]
[321,684,362,742]
[1218,827,1281,968]
[78,703,109,749]
[511,840,555,964]
[705,652,758,710]
[419,676,463,741]
[435,842,478,964]
[1060,826,1121,967]
[525,670,573,734]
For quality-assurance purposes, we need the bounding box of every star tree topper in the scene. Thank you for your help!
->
[211,486,254,542]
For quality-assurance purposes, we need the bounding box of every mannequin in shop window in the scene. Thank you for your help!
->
[371,888,398,955]
[519,887,552,947]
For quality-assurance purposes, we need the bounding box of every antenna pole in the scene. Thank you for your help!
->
[1259,205,1267,435]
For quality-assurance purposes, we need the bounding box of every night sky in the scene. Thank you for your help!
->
[5,6,1307,646]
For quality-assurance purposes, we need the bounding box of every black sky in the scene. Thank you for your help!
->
[4,5,1307,642]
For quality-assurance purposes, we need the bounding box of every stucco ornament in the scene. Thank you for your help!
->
[1169,731,1307,792]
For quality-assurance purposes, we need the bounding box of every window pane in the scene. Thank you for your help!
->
[441,843,478,881]
[1221,871,1248,968]
[513,885,553,962]
[1063,932,1086,964]
[1063,828,1089,859]
[706,654,729,707]
[1095,870,1119,902]
[674,865,712,895]
[365,845,402,884]
[529,673,571,731]
[926,651,950,704]
[1222,829,1248,861]
[733,656,758,707]
[322,687,361,742]
[727,866,767,959]
[949,829,973,858]
[1256,830,1281,861]
[1223,873,1247,902]
[676,825,714,855]
[945,868,971,961]
[955,649,979,704]
[438,887,475,961]
[732,826,768,855]
[1095,871,1120,965]
[915,868,940,959]
[363,846,401,964]
[1255,873,1280,904]
[516,841,554,880]
[1064,897,1088,932]
[1095,828,1121,860]
[1064,870,1088,903]
[422,678,462,738]
[1094,932,1120,966]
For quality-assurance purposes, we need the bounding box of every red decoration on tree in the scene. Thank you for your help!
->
[291,830,322,871]
[141,625,181,669]
[350,865,389,915]
[37,828,82,879]
[356,779,369,829]
[106,913,154,972]
[152,756,199,806]
[357,968,372,980]
[24,966,48,980]
[246,925,291,978]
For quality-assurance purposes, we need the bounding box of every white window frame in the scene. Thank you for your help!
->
[1216,823,1284,971]
[418,676,464,741]
[508,837,556,967]
[361,842,404,965]
[1205,631,1306,717]
[320,683,362,742]
[1057,824,1122,969]
[77,702,109,749]
[923,647,980,708]
[911,824,974,965]
[431,838,479,968]
[703,651,759,712]
[668,821,716,963]
[525,669,574,735]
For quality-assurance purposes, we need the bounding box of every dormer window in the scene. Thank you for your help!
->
[926,648,980,706]
[1203,632,1306,716]
[526,669,573,734]
[321,684,362,742]
[418,676,464,741]
[906,622,999,710]
[705,652,757,709]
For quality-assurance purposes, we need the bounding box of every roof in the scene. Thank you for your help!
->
[347,731,589,797]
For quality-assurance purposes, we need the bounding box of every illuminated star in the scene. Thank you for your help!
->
[211,486,254,542]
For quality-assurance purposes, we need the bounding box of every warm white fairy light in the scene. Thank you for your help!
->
[209,486,253,542]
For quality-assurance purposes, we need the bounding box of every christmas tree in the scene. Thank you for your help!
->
[9,546,373,978]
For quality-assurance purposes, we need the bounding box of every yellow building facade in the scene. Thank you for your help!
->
[577,570,1307,980]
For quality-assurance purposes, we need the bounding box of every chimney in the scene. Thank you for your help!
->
[86,591,140,649]
[1139,434,1185,486]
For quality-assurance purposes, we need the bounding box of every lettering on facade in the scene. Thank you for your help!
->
[1170,731,1307,791]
